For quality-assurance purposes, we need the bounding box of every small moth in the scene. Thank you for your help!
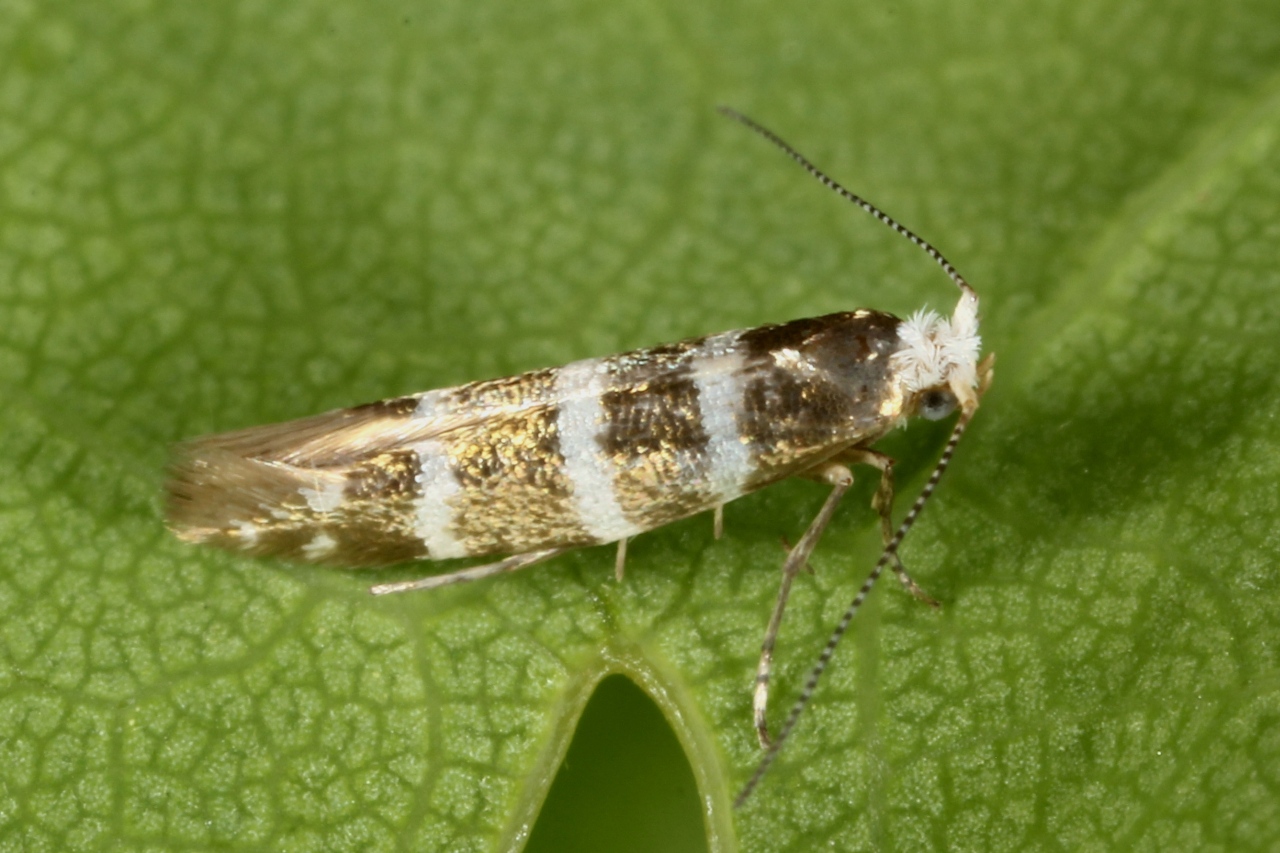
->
[166,107,993,805]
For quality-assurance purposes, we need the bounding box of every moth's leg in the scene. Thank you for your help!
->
[713,504,725,540]
[615,537,628,582]
[369,547,571,595]
[778,537,815,574]
[837,447,939,607]
[978,353,995,397]
[754,461,853,748]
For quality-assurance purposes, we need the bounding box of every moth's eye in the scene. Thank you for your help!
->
[919,389,957,421]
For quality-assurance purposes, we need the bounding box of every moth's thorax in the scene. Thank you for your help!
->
[734,310,907,483]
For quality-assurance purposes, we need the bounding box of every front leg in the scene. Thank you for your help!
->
[836,448,939,608]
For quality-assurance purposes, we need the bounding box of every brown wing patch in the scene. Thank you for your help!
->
[598,367,718,528]
[737,311,905,488]
[166,445,430,567]
[320,449,427,565]
[442,405,596,555]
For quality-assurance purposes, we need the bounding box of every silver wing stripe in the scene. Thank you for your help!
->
[555,359,643,543]
[411,438,468,558]
[691,336,757,501]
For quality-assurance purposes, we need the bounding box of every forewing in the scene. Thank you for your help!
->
[165,388,555,566]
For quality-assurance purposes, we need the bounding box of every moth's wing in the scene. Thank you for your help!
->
[173,397,486,468]
[164,396,541,565]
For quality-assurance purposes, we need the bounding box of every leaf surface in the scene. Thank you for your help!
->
[3,1,1280,851]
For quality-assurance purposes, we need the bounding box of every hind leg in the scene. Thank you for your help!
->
[369,548,572,595]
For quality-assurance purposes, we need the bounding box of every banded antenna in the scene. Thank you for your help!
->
[716,106,976,303]
[719,107,987,807]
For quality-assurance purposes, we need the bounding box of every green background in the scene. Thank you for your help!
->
[3,0,1280,851]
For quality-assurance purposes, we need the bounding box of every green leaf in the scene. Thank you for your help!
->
[3,1,1280,851]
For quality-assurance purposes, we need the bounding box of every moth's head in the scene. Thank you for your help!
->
[892,288,984,420]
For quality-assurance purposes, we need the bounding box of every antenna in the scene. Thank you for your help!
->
[719,107,987,807]
[716,106,976,303]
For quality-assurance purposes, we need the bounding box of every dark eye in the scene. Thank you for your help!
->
[919,389,957,421]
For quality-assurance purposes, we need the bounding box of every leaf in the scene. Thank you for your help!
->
[3,1,1280,851]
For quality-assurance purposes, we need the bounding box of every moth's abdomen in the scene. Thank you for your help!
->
[167,311,909,568]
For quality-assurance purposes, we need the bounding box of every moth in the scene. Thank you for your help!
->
[166,107,993,805]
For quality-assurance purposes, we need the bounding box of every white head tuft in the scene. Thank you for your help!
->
[892,290,982,406]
